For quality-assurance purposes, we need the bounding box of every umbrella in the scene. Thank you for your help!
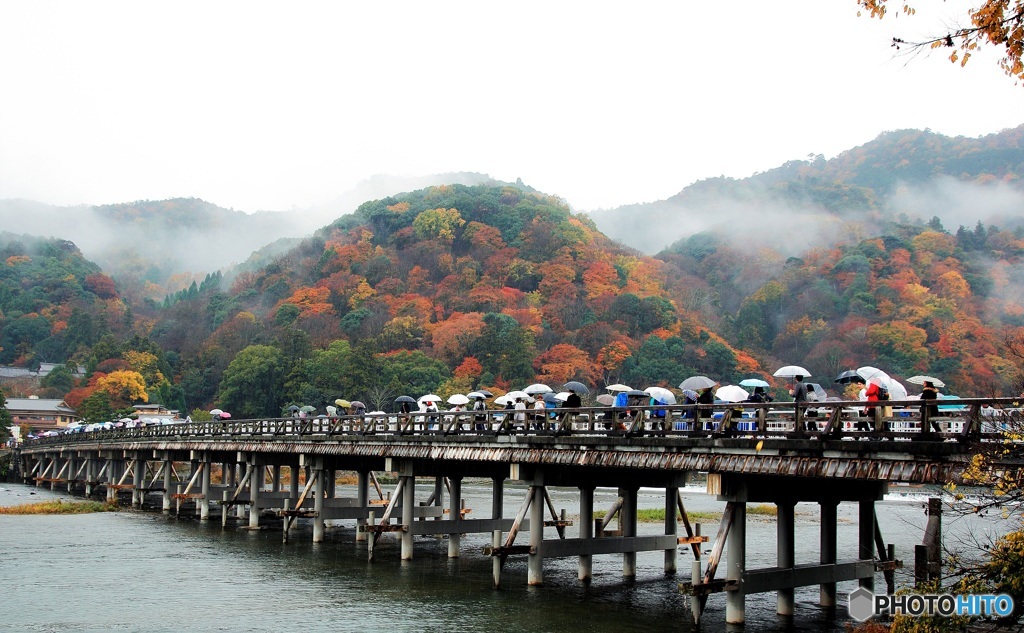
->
[210,408,223,416]
[300,405,316,413]
[335,399,351,409]
[596,394,615,405]
[524,383,553,395]
[418,394,441,403]
[493,395,512,406]
[554,392,570,401]
[806,384,828,401]
[906,375,946,388]
[679,376,716,390]
[542,392,561,404]
[394,395,416,404]
[467,391,488,399]
[715,385,750,403]
[478,389,494,397]
[286,405,300,413]
[626,389,649,397]
[504,390,534,402]
[681,389,699,402]
[447,394,470,405]
[605,383,632,392]
[773,365,810,378]
[644,386,677,404]
[739,378,770,388]
[563,381,590,395]
[349,401,366,409]
[219,412,232,419]
[834,370,865,384]
[856,366,887,382]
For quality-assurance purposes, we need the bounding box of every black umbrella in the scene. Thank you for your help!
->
[286,405,300,412]
[478,390,494,397]
[394,395,416,404]
[834,370,866,384]
[626,389,649,397]
[563,381,590,395]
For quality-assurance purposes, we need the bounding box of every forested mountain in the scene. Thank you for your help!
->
[2,127,1024,424]
[0,172,499,302]
[590,125,1024,254]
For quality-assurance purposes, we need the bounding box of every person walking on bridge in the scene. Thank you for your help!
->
[790,375,812,431]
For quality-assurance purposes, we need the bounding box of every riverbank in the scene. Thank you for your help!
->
[0,498,117,514]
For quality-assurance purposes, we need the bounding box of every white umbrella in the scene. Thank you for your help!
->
[418,394,441,403]
[467,391,489,399]
[447,394,470,405]
[715,385,750,403]
[773,365,810,378]
[554,391,571,401]
[596,394,615,405]
[524,383,553,395]
[644,386,677,404]
[679,376,716,390]
[504,390,534,402]
[210,408,223,416]
[906,375,946,388]
[605,383,632,392]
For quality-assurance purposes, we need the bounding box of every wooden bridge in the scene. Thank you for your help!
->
[14,397,1020,625]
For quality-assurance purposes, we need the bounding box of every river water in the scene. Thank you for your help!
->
[1,481,1013,633]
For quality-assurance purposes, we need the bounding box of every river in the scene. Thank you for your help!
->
[0,481,1012,633]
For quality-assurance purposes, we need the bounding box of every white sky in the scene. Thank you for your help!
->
[1,1,1022,213]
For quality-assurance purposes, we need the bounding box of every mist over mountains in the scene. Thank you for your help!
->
[591,125,1024,254]
[2,126,1022,300]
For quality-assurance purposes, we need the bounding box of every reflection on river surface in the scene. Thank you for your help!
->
[0,481,1012,633]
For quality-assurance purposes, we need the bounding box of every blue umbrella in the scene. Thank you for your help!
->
[739,378,770,388]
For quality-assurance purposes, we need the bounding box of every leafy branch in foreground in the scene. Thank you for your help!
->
[858,1,1024,82]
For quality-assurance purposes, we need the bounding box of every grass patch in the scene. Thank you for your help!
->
[589,505,776,524]
[594,508,722,523]
[0,499,119,515]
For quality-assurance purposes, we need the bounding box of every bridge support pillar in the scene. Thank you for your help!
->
[820,499,838,608]
[313,460,325,543]
[665,486,678,575]
[290,464,300,501]
[859,499,875,592]
[200,453,211,520]
[272,465,282,493]
[162,453,173,513]
[725,502,747,624]
[579,485,594,583]
[235,464,246,520]
[50,455,61,491]
[133,453,145,509]
[621,486,638,578]
[355,468,369,542]
[65,455,75,493]
[491,475,503,521]
[106,459,120,503]
[84,456,95,497]
[400,468,415,561]
[448,476,462,558]
[528,479,545,586]
[248,456,261,529]
[777,499,796,616]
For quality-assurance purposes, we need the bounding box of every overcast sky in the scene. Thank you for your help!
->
[1,1,1022,214]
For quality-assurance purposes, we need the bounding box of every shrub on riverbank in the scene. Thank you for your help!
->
[0,499,119,514]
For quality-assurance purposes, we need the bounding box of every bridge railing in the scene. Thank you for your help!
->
[22,396,1024,447]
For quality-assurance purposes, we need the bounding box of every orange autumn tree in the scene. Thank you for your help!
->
[534,343,596,385]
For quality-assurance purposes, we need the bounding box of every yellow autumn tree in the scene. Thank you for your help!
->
[95,370,148,408]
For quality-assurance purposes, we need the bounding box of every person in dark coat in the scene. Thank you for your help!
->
[920,380,941,432]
